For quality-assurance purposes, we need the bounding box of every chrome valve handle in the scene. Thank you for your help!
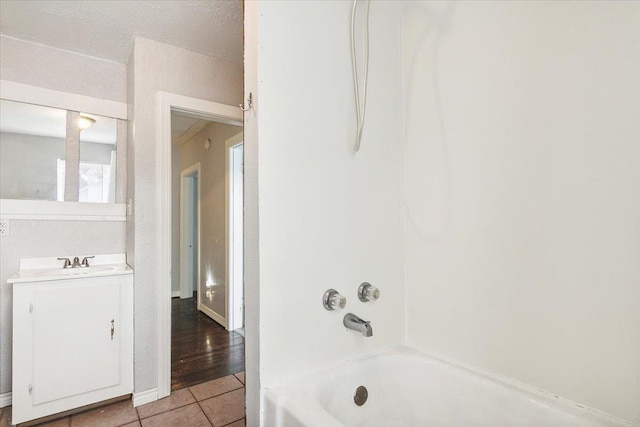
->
[358,282,380,302]
[323,289,347,311]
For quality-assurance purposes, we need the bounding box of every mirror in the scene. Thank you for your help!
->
[0,99,117,203]
[0,100,67,200]
[79,113,117,203]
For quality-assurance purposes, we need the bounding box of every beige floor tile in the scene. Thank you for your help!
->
[140,403,210,427]
[199,389,245,426]
[36,416,71,426]
[0,407,11,427]
[223,419,245,427]
[70,399,138,427]
[189,376,243,401]
[120,422,141,427]
[233,372,245,385]
[136,389,195,419]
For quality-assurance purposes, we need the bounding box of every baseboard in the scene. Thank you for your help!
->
[171,291,180,298]
[198,303,227,328]
[0,392,11,408]
[132,388,158,407]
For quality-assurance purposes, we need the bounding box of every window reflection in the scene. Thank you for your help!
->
[79,113,117,203]
[0,100,66,200]
[0,99,120,203]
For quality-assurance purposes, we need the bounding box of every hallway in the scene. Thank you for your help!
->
[171,294,245,391]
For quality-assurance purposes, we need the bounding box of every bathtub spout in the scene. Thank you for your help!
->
[343,313,373,337]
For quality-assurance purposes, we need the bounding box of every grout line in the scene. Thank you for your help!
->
[137,402,208,425]
[196,386,244,404]
[137,377,243,421]
[220,418,245,427]
[194,398,213,427]
[233,372,245,385]
[186,388,197,400]
[196,386,245,427]
[136,393,196,421]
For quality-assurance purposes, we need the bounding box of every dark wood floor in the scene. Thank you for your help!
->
[171,293,245,391]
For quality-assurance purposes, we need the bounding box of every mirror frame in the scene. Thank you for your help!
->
[0,80,127,221]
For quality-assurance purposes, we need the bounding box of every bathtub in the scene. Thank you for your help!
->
[263,346,630,427]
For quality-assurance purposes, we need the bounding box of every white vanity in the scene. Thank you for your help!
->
[9,254,133,425]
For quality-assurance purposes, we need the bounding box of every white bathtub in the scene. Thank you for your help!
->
[263,346,631,427]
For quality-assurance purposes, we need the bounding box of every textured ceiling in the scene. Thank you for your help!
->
[0,0,243,64]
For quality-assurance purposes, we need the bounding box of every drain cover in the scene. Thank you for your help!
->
[353,385,368,406]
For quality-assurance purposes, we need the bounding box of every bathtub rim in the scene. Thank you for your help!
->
[262,344,635,427]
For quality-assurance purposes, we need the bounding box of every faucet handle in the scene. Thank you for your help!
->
[57,257,72,269]
[358,282,380,302]
[81,256,95,267]
[323,289,346,311]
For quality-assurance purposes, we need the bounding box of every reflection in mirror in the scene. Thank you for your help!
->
[78,113,117,203]
[0,99,120,204]
[0,99,67,200]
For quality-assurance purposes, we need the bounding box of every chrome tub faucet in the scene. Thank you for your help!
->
[343,313,373,337]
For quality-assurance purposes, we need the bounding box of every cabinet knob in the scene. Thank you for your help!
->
[110,320,115,340]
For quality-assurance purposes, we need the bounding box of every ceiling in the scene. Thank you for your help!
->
[171,112,210,145]
[0,0,243,64]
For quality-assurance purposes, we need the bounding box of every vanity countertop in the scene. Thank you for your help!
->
[8,254,133,284]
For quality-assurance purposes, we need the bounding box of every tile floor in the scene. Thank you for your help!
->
[0,372,245,427]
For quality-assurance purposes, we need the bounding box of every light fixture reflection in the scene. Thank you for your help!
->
[78,115,96,130]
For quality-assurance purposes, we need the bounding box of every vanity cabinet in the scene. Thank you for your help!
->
[11,268,133,425]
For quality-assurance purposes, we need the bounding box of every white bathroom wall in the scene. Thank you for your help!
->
[403,1,640,423]
[253,0,404,391]
[126,37,242,393]
[0,37,128,396]
[179,122,243,321]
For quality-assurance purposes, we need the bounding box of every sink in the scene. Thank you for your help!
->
[8,254,132,284]
[33,265,120,277]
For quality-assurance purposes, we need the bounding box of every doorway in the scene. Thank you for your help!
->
[226,136,244,333]
[180,163,199,300]
[158,92,244,398]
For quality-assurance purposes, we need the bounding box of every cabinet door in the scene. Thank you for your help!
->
[32,280,120,404]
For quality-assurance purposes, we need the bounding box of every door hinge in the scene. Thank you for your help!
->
[28,384,33,394]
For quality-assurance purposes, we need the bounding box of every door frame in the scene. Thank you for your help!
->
[225,135,244,331]
[157,92,242,399]
[179,162,201,300]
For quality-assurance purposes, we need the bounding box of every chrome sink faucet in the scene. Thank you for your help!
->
[57,257,72,268]
[81,256,95,267]
[343,313,373,337]
[57,256,95,268]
